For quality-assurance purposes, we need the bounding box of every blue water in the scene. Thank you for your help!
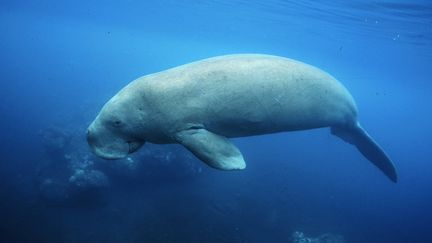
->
[1,0,431,242]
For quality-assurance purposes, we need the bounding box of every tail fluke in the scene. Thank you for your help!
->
[331,122,398,183]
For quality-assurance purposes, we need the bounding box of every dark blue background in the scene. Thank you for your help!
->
[1,1,431,242]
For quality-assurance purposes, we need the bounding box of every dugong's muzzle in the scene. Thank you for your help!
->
[86,126,143,160]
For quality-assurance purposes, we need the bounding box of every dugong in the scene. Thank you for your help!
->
[87,54,397,182]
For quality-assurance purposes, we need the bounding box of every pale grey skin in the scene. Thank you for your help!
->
[87,54,397,182]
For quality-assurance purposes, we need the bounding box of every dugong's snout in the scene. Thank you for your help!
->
[86,126,144,160]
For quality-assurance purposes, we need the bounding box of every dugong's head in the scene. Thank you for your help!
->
[87,91,145,160]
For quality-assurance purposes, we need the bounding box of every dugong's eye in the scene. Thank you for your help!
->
[112,120,123,127]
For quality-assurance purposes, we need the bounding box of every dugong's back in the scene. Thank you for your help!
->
[132,54,357,137]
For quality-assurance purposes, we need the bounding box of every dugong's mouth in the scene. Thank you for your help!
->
[86,121,145,159]
[90,141,143,160]
[91,143,129,160]
[89,141,144,160]
[87,131,141,160]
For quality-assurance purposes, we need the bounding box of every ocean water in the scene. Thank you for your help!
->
[1,0,431,242]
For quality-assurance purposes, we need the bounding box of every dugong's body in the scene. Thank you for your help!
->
[87,54,397,182]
